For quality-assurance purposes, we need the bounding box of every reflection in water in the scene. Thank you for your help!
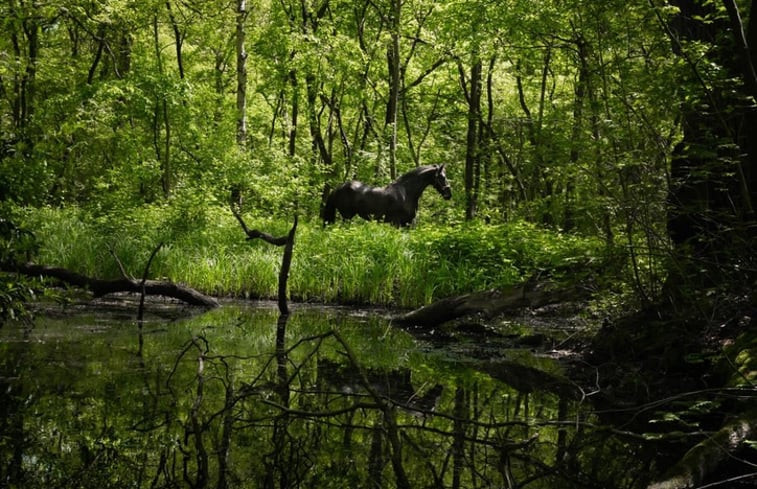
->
[0,303,652,488]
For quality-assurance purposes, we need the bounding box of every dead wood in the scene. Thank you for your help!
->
[395,280,588,328]
[276,216,297,315]
[647,408,757,489]
[230,196,297,315]
[3,262,219,308]
[230,193,289,245]
[478,359,584,400]
[137,242,165,321]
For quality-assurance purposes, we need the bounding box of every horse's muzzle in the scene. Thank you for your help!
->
[441,187,452,200]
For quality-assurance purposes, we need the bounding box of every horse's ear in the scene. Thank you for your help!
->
[438,164,445,173]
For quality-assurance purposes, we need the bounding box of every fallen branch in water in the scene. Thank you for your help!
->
[2,261,219,308]
[395,279,589,328]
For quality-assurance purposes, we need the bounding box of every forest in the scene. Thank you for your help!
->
[1,0,756,488]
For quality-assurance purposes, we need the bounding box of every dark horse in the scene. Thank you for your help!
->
[322,164,452,227]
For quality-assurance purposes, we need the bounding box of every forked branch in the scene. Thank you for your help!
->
[230,189,298,314]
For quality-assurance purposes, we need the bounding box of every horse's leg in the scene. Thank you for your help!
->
[337,190,356,220]
[396,209,415,227]
[325,186,356,222]
[340,206,357,220]
[323,193,337,224]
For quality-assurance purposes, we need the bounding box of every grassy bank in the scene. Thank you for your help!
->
[18,205,605,308]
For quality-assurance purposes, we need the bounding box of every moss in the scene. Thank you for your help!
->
[724,330,757,387]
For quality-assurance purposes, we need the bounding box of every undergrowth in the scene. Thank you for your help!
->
[19,205,606,308]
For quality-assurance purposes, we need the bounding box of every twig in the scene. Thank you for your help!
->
[107,244,133,280]
[138,242,164,322]
[230,200,290,245]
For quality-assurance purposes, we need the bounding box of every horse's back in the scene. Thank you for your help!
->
[327,181,371,221]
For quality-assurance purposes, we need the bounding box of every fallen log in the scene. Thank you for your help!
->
[647,408,757,489]
[478,359,583,399]
[395,280,588,328]
[2,262,219,308]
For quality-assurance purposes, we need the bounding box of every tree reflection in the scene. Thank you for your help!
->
[0,308,654,489]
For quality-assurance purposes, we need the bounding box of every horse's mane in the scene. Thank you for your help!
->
[394,164,438,184]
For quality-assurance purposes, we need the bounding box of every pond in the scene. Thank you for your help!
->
[0,297,653,489]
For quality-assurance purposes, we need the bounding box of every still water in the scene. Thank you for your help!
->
[0,298,649,488]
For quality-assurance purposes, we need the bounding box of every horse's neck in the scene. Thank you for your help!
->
[393,168,435,202]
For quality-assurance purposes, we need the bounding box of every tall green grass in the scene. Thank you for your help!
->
[19,205,604,308]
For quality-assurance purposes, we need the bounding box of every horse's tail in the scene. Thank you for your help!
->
[322,188,337,225]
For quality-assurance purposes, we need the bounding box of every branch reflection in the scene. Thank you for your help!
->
[0,307,650,489]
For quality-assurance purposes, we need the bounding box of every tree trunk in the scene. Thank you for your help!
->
[367,423,384,488]
[9,3,39,133]
[153,16,171,197]
[664,0,757,295]
[566,34,589,232]
[647,410,757,489]
[385,0,401,180]
[288,69,299,157]
[22,10,39,129]
[306,74,332,167]
[87,25,107,85]
[236,0,248,147]
[462,56,482,221]
[451,386,467,489]
[165,1,185,80]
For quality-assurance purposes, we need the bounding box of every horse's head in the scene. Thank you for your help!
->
[433,164,452,200]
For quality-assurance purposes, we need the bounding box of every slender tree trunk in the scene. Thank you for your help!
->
[566,35,589,232]
[451,386,467,489]
[463,56,482,221]
[385,0,401,179]
[165,1,185,80]
[723,0,757,96]
[116,28,132,78]
[213,49,228,124]
[481,56,496,216]
[367,423,383,488]
[516,45,555,223]
[306,74,331,166]
[537,45,553,225]
[9,4,39,133]
[515,60,536,203]
[216,383,234,489]
[402,86,441,167]
[87,25,106,85]
[153,16,171,197]
[23,13,38,129]
[236,0,248,147]
[743,0,757,213]
[288,69,299,157]
[11,28,22,128]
